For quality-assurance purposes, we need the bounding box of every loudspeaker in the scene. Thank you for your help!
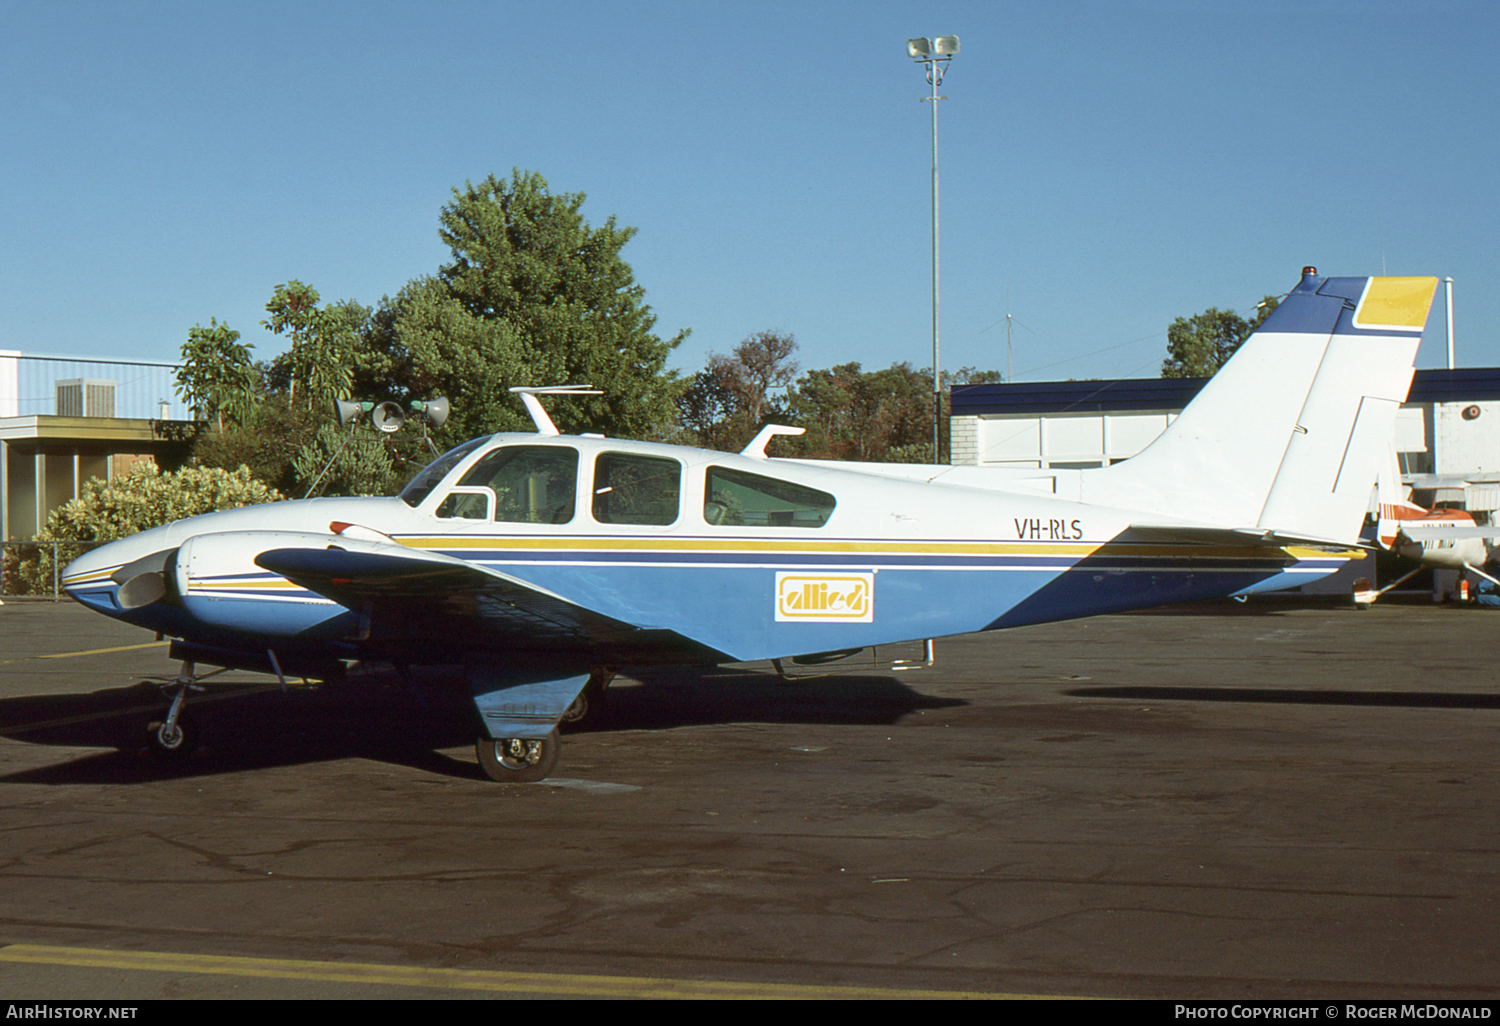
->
[334,399,366,427]
[371,402,406,433]
[420,396,450,430]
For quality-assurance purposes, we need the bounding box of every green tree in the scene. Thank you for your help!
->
[676,362,744,452]
[182,170,687,496]
[676,331,800,452]
[427,169,686,437]
[951,366,1004,387]
[788,362,934,462]
[263,281,362,412]
[1161,296,1279,378]
[175,319,257,431]
[721,330,799,427]
[358,276,532,445]
[291,421,401,498]
[190,393,320,496]
[187,284,377,497]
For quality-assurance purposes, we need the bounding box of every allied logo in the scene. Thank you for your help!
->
[775,572,874,622]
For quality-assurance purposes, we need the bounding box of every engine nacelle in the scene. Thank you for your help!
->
[175,531,354,638]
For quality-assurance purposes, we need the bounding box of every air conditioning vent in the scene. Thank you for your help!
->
[56,378,116,418]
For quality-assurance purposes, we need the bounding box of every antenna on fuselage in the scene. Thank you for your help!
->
[740,424,805,459]
[509,386,603,436]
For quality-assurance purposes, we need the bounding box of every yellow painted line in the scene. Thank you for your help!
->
[0,944,1051,999]
[0,641,168,666]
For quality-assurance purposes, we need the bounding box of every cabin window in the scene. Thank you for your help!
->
[400,437,487,507]
[435,489,491,520]
[592,452,681,526]
[703,466,836,527]
[436,445,579,523]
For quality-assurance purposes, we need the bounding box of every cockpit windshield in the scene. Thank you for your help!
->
[399,437,487,507]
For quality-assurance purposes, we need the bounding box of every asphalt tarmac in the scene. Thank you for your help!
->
[0,597,1497,1000]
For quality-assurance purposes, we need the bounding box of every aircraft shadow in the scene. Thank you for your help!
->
[0,664,962,785]
[1066,685,1500,710]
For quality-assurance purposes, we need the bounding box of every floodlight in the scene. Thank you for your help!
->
[934,35,959,55]
[906,37,931,59]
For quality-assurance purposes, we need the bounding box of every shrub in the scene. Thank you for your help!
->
[7,463,283,596]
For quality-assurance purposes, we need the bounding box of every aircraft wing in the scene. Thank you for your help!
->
[1392,525,1500,541]
[254,536,722,663]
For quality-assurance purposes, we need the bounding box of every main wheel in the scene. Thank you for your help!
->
[476,729,559,783]
[560,670,616,727]
[145,713,198,758]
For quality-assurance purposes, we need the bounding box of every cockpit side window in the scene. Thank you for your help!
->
[400,438,487,508]
[436,445,579,523]
[703,466,836,527]
[592,452,681,526]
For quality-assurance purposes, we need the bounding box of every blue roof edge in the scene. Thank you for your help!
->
[952,368,1500,417]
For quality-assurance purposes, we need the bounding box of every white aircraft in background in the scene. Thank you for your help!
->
[59,269,1438,783]
[1359,446,1500,603]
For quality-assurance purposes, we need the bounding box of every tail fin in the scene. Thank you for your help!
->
[1087,269,1437,544]
[1375,441,1427,549]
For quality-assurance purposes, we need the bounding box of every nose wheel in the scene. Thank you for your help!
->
[147,712,199,757]
[476,728,559,783]
[143,660,215,759]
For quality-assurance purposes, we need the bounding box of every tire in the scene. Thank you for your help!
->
[146,713,198,758]
[475,729,560,783]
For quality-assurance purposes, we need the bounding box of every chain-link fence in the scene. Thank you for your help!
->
[2,541,105,600]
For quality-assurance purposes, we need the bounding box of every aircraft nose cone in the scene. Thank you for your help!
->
[60,529,176,612]
[60,544,127,612]
[61,541,123,591]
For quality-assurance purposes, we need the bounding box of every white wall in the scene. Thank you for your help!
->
[958,410,1177,469]
[0,351,18,418]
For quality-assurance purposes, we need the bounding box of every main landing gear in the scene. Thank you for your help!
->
[475,728,561,783]
[471,668,615,783]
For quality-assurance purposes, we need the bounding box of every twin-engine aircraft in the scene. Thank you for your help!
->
[61,269,1439,782]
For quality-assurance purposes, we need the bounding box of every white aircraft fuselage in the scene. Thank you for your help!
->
[57,270,1441,781]
[62,435,1345,665]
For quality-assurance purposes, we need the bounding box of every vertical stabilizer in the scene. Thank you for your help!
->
[1086,270,1437,544]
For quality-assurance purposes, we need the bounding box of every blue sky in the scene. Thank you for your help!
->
[3,0,1496,391]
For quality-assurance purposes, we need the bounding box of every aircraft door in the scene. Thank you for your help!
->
[434,445,580,525]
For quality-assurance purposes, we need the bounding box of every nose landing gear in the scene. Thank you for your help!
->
[143,660,220,758]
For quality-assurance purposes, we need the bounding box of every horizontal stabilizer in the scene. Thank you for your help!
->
[1393,525,1500,542]
[1126,522,1364,551]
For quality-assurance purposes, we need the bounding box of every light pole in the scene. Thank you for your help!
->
[906,35,959,462]
[1445,277,1455,370]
